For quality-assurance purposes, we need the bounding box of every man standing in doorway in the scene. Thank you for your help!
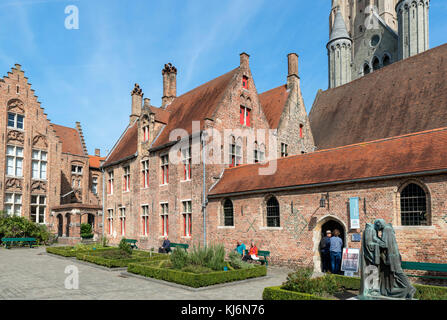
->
[320,230,332,273]
[330,229,343,274]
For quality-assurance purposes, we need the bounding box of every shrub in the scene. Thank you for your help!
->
[0,214,52,245]
[228,251,254,270]
[186,244,227,271]
[80,223,93,239]
[282,267,340,297]
[170,247,188,269]
[119,238,132,255]
[263,286,335,300]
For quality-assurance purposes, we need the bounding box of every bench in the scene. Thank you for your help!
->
[401,261,447,280]
[244,249,270,267]
[170,243,189,251]
[2,238,36,249]
[124,239,138,249]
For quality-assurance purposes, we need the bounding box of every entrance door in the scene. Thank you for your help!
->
[321,220,345,248]
[57,214,63,237]
[88,214,95,231]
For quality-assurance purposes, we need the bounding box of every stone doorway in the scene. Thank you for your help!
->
[65,213,71,237]
[313,216,347,273]
[57,214,63,237]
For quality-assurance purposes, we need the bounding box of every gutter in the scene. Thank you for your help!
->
[208,168,447,199]
[100,153,137,169]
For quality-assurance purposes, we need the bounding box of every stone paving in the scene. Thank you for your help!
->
[0,247,292,300]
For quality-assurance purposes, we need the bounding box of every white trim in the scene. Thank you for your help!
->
[217,226,235,229]
[394,226,435,231]
[259,227,283,231]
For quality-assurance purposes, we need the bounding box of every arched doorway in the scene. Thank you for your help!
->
[313,216,347,273]
[57,214,63,237]
[65,213,71,237]
[88,214,95,231]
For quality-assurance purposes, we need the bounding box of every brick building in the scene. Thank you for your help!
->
[0,64,104,244]
[101,53,313,248]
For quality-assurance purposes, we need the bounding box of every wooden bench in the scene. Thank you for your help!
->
[124,239,138,249]
[170,243,189,251]
[244,249,270,266]
[401,261,447,280]
[2,238,36,249]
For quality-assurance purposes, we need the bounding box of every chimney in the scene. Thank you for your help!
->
[95,148,100,157]
[143,98,151,108]
[162,63,177,108]
[131,83,143,123]
[287,53,299,90]
[240,52,250,70]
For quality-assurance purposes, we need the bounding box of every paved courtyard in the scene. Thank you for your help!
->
[0,247,291,300]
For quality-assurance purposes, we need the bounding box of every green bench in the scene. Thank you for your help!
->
[170,243,189,251]
[2,238,36,249]
[401,261,447,280]
[243,249,270,266]
[124,239,138,249]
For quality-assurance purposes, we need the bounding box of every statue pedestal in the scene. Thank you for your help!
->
[352,295,417,301]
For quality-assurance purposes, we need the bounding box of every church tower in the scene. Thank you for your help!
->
[397,0,430,60]
[327,8,352,89]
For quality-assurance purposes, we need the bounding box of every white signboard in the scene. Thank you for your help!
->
[341,248,360,274]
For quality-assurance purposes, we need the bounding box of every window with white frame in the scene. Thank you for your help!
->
[254,142,259,163]
[7,112,24,130]
[4,193,22,216]
[160,203,169,236]
[161,155,169,184]
[31,195,46,224]
[141,160,149,188]
[107,209,114,235]
[6,145,23,177]
[281,143,288,157]
[123,166,130,192]
[229,136,236,167]
[71,165,83,175]
[119,207,126,236]
[182,201,192,237]
[141,205,149,236]
[259,144,266,162]
[108,171,114,194]
[32,150,47,180]
[182,148,191,181]
[92,176,98,194]
[235,138,242,166]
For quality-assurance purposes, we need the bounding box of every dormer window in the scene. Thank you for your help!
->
[242,76,249,89]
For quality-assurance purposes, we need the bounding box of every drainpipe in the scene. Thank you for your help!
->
[101,167,105,239]
[201,132,207,248]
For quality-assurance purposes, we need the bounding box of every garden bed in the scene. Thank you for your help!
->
[46,245,114,257]
[76,249,168,268]
[263,273,447,300]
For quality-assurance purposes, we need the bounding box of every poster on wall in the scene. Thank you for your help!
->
[349,197,360,229]
[341,248,360,274]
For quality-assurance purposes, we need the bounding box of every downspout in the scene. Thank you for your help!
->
[201,132,207,248]
[101,167,105,239]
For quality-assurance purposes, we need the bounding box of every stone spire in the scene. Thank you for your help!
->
[329,8,351,42]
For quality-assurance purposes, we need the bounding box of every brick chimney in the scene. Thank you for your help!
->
[287,53,299,90]
[95,148,100,157]
[162,63,177,108]
[240,52,250,71]
[130,83,143,123]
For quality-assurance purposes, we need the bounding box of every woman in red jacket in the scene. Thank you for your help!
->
[243,241,260,262]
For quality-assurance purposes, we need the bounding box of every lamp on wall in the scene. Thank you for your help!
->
[320,193,329,209]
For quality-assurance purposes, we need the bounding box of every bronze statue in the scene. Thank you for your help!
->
[360,219,416,300]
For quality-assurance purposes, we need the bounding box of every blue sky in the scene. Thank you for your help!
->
[0,0,445,155]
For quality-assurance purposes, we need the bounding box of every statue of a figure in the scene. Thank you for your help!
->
[359,222,386,297]
[360,219,416,300]
[376,220,416,299]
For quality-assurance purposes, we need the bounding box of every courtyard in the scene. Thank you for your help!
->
[0,247,291,300]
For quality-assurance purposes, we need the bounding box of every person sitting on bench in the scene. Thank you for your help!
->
[243,241,259,262]
[235,241,246,256]
[159,236,171,254]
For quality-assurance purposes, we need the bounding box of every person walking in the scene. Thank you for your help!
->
[329,229,343,274]
[320,230,332,272]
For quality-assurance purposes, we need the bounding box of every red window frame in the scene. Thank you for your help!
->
[242,76,249,89]
[299,124,303,138]
[161,155,169,184]
[240,106,251,127]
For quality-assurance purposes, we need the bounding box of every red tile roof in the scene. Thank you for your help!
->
[52,124,85,156]
[149,106,170,124]
[102,121,138,166]
[209,127,447,196]
[89,155,106,169]
[151,68,239,148]
[309,43,447,150]
[259,84,289,129]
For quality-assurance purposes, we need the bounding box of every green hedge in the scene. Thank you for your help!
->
[332,275,361,290]
[46,246,114,257]
[76,250,168,268]
[262,286,334,300]
[127,261,267,288]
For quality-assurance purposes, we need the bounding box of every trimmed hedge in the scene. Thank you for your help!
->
[46,246,114,257]
[127,261,267,288]
[76,250,168,268]
[264,275,447,300]
[262,286,335,300]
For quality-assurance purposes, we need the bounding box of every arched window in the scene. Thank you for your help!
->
[254,141,259,163]
[400,183,428,226]
[364,64,371,75]
[266,197,280,227]
[383,54,391,67]
[223,199,234,227]
[372,57,380,71]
